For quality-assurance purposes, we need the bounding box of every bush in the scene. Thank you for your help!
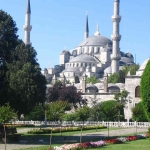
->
[27,125,107,134]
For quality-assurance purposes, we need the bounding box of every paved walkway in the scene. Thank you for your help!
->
[0,128,148,150]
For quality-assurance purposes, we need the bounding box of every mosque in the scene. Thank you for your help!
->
[24,0,148,121]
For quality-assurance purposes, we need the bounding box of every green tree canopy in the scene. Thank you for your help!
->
[100,100,119,121]
[140,60,150,121]
[7,44,46,116]
[132,102,148,122]
[25,105,45,121]
[108,64,139,83]
[76,106,91,122]
[0,10,20,105]
[0,104,17,123]
[86,76,99,84]
[46,100,71,121]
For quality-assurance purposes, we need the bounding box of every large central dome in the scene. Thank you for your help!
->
[78,35,112,47]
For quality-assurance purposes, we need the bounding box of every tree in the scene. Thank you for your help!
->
[0,10,20,105]
[76,106,91,122]
[46,100,70,121]
[132,102,148,122]
[108,64,139,83]
[88,95,101,121]
[7,44,46,117]
[0,104,17,123]
[140,60,150,121]
[0,103,17,148]
[86,76,99,84]
[108,73,119,83]
[47,84,87,109]
[100,100,118,121]
[114,90,128,121]
[25,105,45,121]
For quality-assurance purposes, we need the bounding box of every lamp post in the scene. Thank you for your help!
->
[44,109,47,126]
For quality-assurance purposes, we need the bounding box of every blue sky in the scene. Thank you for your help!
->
[1,0,150,69]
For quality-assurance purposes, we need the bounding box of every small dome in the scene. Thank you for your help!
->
[125,53,133,58]
[120,57,134,65]
[86,83,98,91]
[70,54,98,63]
[61,50,70,55]
[104,66,112,74]
[78,35,112,47]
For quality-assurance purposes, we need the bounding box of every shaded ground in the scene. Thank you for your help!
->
[0,128,148,150]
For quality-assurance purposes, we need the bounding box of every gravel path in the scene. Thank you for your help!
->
[0,128,148,150]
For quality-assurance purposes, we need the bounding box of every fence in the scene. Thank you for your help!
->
[11,121,150,128]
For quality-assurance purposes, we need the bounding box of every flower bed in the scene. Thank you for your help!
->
[5,124,35,128]
[27,125,106,134]
[54,133,149,150]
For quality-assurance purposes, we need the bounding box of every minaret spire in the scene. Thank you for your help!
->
[84,11,89,39]
[111,0,121,73]
[94,23,100,36]
[23,0,32,45]
[26,0,31,14]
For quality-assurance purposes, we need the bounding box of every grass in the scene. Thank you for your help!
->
[88,139,150,150]
[22,127,124,136]
[16,139,150,150]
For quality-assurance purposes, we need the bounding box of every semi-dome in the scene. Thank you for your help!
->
[138,58,150,71]
[136,58,150,76]
[70,54,97,63]
[78,35,112,47]
[62,67,80,73]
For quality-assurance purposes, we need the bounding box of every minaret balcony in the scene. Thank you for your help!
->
[112,15,121,22]
[111,54,121,60]
[111,35,121,41]
[23,25,32,31]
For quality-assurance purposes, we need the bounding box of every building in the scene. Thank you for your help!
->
[24,0,147,121]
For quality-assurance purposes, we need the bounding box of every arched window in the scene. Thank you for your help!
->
[135,86,140,97]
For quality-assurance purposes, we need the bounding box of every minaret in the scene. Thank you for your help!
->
[111,0,121,73]
[84,12,89,39]
[23,0,32,45]
[94,23,100,36]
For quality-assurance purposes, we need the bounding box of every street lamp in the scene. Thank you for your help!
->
[44,109,47,126]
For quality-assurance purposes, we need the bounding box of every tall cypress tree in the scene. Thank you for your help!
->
[0,10,20,105]
[7,43,46,117]
[140,60,150,121]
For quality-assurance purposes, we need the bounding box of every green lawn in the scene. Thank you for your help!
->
[16,139,150,150]
[22,127,124,136]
